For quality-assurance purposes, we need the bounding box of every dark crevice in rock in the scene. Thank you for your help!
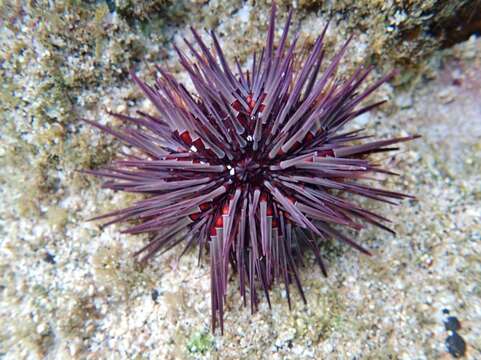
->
[429,0,481,48]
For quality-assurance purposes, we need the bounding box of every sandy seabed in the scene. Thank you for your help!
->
[1,1,480,359]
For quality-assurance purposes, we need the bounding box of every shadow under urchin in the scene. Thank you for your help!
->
[83,3,419,333]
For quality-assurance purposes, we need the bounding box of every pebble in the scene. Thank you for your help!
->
[444,316,461,331]
[437,88,456,104]
[151,289,160,303]
[442,310,466,358]
[43,252,56,264]
[446,332,466,358]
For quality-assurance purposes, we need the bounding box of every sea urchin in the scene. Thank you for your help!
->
[84,3,418,333]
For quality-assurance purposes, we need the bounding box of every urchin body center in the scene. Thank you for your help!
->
[232,157,266,184]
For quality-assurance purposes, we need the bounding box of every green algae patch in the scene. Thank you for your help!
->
[186,330,214,355]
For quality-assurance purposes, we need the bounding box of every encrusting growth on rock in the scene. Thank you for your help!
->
[84,2,419,333]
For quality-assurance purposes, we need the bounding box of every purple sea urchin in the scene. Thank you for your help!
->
[84,3,418,333]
